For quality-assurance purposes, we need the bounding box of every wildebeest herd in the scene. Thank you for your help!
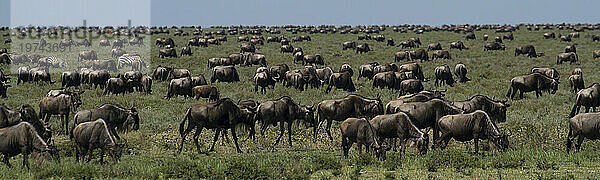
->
[1,23,600,168]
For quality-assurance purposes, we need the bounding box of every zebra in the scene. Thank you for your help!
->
[118,54,147,71]
[40,56,67,68]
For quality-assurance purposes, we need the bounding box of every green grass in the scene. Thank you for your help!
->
[2,26,600,179]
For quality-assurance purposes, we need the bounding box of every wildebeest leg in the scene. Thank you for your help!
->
[326,120,334,142]
[519,91,524,99]
[287,121,293,147]
[273,122,285,147]
[86,148,93,163]
[99,149,105,164]
[342,136,349,158]
[473,135,479,154]
[585,107,590,113]
[193,126,203,154]
[231,128,243,153]
[576,136,584,152]
[3,155,11,167]
[22,153,29,169]
[110,127,121,141]
[566,127,576,153]
[209,128,221,152]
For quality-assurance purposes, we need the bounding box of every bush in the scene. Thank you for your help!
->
[424,150,481,172]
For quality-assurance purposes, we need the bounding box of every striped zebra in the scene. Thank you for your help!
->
[118,54,147,71]
[40,56,67,68]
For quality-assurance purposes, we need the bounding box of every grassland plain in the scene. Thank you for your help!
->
[1,26,600,179]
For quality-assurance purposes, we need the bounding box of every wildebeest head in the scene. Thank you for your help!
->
[299,104,315,127]
[415,133,429,155]
[69,90,84,110]
[549,79,559,94]
[41,141,61,163]
[109,139,126,162]
[19,104,52,141]
[126,106,140,131]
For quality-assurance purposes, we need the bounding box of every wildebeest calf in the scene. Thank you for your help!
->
[73,119,125,163]
[340,118,386,159]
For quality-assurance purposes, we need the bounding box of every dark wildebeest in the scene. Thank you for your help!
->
[594,50,600,59]
[269,64,290,82]
[565,44,577,53]
[391,99,464,145]
[0,53,10,64]
[243,53,267,67]
[398,62,425,81]
[435,65,455,87]
[385,90,446,114]
[343,41,357,50]
[141,75,152,94]
[0,104,52,142]
[339,63,353,76]
[166,68,191,80]
[398,79,424,95]
[178,98,254,153]
[531,67,560,81]
[593,35,600,42]
[254,71,276,94]
[99,40,110,47]
[152,66,170,81]
[494,36,503,43]
[484,42,505,51]
[326,71,355,93]
[229,53,245,65]
[158,48,177,58]
[111,48,126,58]
[514,45,540,58]
[566,112,600,152]
[569,74,584,93]
[180,46,192,56]
[123,71,143,92]
[0,122,59,168]
[451,95,510,123]
[356,44,370,54]
[436,110,509,153]
[431,50,451,60]
[254,96,314,147]
[387,38,395,46]
[503,33,514,41]
[557,52,578,64]
[0,69,9,83]
[0,82,9,98]
[408,49,428,61]
[372,72,396,90]
[394,51,410,62]
[71,104,139,140]
[193,85,219,101]
[428,43,442,51]
[39,92,83,135]
[211,66,240,83]
[373,63,398,74]
[104,76,128,96]
[358,62,379,80]
[29,68,53,83]
[73,119,126,163]
[543,32,555,39]
[165,77,193,99]
[398,40,419,48]
[207,57,233,69]
[78,50,98,62]
[450,41,468,50]
[303,54,324,66]
[465,32,476,40]
[572,68,583,76]
[280,45,293,53]
[454,63,471,83]
[84,60,117,72]
[285,71,306,91]
[88,70,110,89]
[316,94,383,141]
[61,71,80,88]
[506,73,559,99]
[316,67,333,85]
[240,44,255,53]
[370,112,429,155]
[341,118,386,159]
[569,83,600,117]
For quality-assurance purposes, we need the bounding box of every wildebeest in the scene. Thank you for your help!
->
[343,41,357,50]
[594,50,600,59]
[178,98,254,153]
[0,104,52,142]
[339,63,353,76]
[543,32,555,39]
[556,52,578,64]
[88,70,110,89]
[165,77,193,99]
[316,94,383,141]
[0,122,59,168]
[431,50,451,60]
[152,65,169,81]
[373,63,398,74]
[0,82,9,98]
[385,90,446,114]
[428,43,442,51]
[569,83,600,117]
[254,96,314,147]
[435,65,455,87]
[531,67,560,81]
[450,41,468,50]
[465,32,476,40]
[78,50,98,62]
[387,38,395,46]
[211,66,240,83]
[390,99,463,144]
[408,49,428,61]
[123,71,143,92]
[155,37,174,47]
[72,104,139,140]
[565,44,577,53]
[243,53,267,67]
[39,91,82,135]
[104,76,128,96]
[341,118,386,159]
[75,39,91,47]
[193,85,219,101]
[111,48,126,58]
[514,45,540,58]
[394,51,410,61]
[483,34,489,41]
[0,53,10,64]
[593,35,600,42]
[506,73,559,99]
[569,74,584,93]
[269,64,290,82]
[398,40,419,48]
[454,63,471,83]
[158,48,177,58]
[398,62,425,81]
[280,45,293,53]
[452,95,510,123]
[398,79,424,95]
[503,33,514,41]
[240,43,255,53]
[372,72,396,90]
[436,110,509,153]
[207,57,234,69]
[565,112,600,152]
[9,54,29,64]
[254,71,276,94]
[61,70,80,88]
[166,68,191,80]
[356,44,370,54]
[73,119,126,163]
[484,42,505,51]
[141,75,152,94]
[326,71,355,93]
[84,60,117,72]
[494,36,503,43]
[99,40,110,47]
[180,46,192,56]
[284,71,306,91]
[358,62,379,80]
[371,112,429,155]
[303,54,324,66]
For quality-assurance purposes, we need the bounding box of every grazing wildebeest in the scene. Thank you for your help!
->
[326,71,355,93]
[78,50,98,62]
[435,65,455,87]
[515,45,540,58]
[398,79,424,95]
[99,40,110,47]
[158,48,177,58]
[494,36,503,43]
[254,71,276,94]
[180,46,192,56]
[565,44,577,53]
[284,71,306,91]
[0,122,59,168]
[280,45,293,53]
[372,72,397,90]
[454,63,471,83]
[269,64,290,82]
[316,94,383,141]
[61,70,80,88]
[73,119,126,163]
[572,68,583,76]
[483,34,489,41]
[193,85,219,101]
[394,51,411,61]
[484,42,505,51]
[385,90,446,114]
[356,44,370,53]
[243,53,267,67]
[391,99,463,144]
[152,66,170,81]
[303,54,324,66]
[0,82,10,98]
[111,48,126,58]
[240,43,255,53]
[569,75,584,93]
[399,40,419,48]
[436,110,509,153]
[569,83,600,117]
[387,38,395,46]
[207,57,233,69]
[178,98,254,153]
[557,52,578,64]
[165,77,193,99]
[431,50,451,60]
[72,104,139,140]
[0,53,10,64]
[428,43,442,51]
[452,95,510,123]
[88,70,110,89]
[343,41,357,50]
[543,32,555,39]
[594,50,600,59]
[506,73,559,99]
[465,32,476,40]
[104,76,128,96]
[373,63,398,74]
[254,96,314,147]
[339,63,353,76]
[141,75,152,94]
[166,68,191,80]
[358,62,379,80]
[531,67,560,81]
[39,92,82,135]
[341,118,386,159]
[84,60,117,72]
[408,49,428,61]
[593,35,600,42]
[398,62,425,81]
[211,66,239,83]
[503,33,514,40]
[565,112,600,152]
[370,112,429,155]
[450,41,468,50]
[0,104,52,142]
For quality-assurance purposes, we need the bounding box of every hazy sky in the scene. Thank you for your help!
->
[1,0,598,27]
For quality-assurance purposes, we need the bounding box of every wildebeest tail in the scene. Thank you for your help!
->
[569,94,581,117]
[70,113,79,139]
[506,81,513,98]
[179,108,192,136]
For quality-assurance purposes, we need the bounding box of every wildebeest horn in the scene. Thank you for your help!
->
[122,139,128,146]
